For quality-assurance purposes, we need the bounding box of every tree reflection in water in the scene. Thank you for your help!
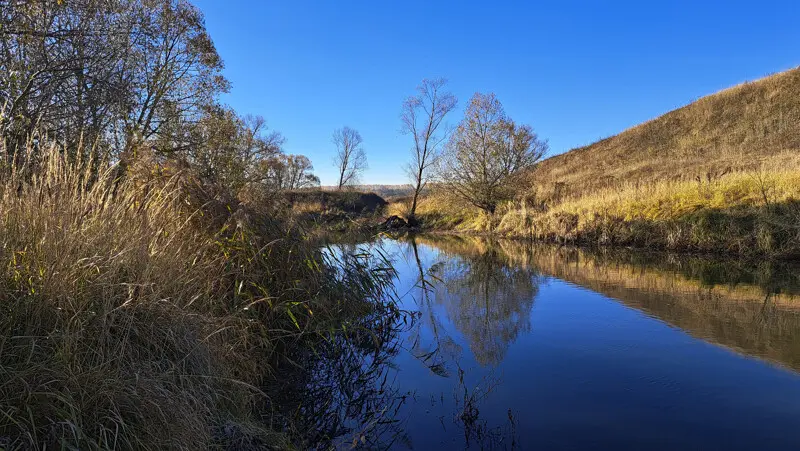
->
[332,236,800,449]
[414,237,542,366]
[405,236,536,447]
[406,237,462,377]
[270,236,800,448]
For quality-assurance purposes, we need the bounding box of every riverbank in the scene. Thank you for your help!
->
[387,166,800,260]
[384,67,800,259]
[0,149,401,449]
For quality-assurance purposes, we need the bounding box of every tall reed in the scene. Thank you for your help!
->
[0,144,401,449]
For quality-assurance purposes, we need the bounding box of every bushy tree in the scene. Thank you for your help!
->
[255,153,320,191]
[438,93,548,215]
[283,154,320,190]
[185,106,284,191]
[0,0,228,164]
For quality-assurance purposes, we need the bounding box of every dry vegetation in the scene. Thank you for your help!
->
[402,67,800,258]
[388,187,495,232]
[0,146,399,450]
[497,166,800,256]
[283,189,389,235]
[529,66,800,200]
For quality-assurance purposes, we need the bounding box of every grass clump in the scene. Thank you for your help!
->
[1,149,246,449]
[0,145,401,449]
[282,190,389,235]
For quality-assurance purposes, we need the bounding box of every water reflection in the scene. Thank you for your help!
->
[272,241,410,449]
[394,235,800,449]
[417,237,541,366]
[509,240,800,371]
[406,237,462,377]
[412,235,800,372]
[311,236,800,449]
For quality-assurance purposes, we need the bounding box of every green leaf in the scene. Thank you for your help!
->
[286,308,300,330]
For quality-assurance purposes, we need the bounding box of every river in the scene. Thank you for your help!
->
[320,235,800,449]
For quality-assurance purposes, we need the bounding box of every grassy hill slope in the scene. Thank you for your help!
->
[532,66,800,200]
[495,67,800,257]
[408,66,800,258]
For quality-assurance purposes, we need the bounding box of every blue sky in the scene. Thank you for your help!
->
[194,0,799,186]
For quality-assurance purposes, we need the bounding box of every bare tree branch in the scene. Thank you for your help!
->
[437,92,548,216]
[332,126,367,190]
[401,78,457,224]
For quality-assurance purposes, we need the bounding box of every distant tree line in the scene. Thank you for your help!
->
[0,0,319,195]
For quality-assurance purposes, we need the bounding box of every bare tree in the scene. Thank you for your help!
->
[438,93,548,215]
[401,78,457,225]
[332,126,367,190]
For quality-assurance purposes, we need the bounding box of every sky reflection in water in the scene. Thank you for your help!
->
[364,236,800,450]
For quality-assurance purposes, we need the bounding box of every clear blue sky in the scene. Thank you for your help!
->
[193,0,799,186]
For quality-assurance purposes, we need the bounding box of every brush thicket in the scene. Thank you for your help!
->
[0,143,398,449]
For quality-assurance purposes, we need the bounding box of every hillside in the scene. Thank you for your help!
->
[406,66,800,257]
[531,66,800,200]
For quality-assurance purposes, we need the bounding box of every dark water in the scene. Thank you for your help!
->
[327,236,800,450]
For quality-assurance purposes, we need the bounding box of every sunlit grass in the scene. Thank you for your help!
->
[494,167,800,257]
[547,169,800,221]
[387,189,490,232]
[0,144,399,449]
[400,166,800,257]
[529,67,800,201]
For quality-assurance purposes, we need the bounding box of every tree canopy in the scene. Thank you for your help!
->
[438,93,548,214]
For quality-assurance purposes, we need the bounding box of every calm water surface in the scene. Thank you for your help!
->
[329,236,800,450]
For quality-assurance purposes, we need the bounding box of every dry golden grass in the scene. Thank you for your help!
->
[414,168,800,257]
[0,145,398,449]
[495,166,800,257]
[0,148,258,449]
[387,188,492,232]
[529,66,800,201]
[542,166,800,222]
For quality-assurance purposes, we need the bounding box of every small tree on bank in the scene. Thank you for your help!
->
[283,154,320,189]
[332,126,368,190]
[401,78,457,225]
[437,93,548,215]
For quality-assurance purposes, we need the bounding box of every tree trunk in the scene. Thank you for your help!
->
[408,185,421,227]
[408,162,425,227]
